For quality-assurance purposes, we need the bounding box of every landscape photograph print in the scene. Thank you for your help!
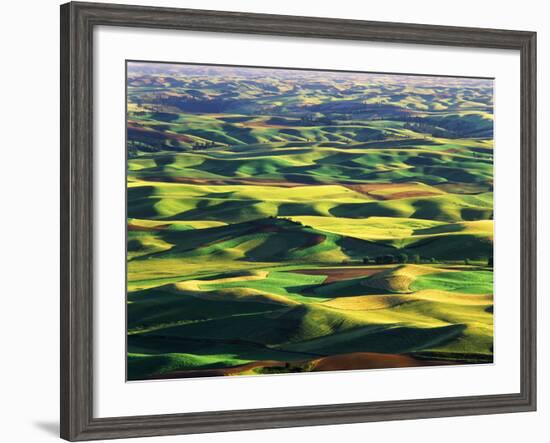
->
[126,61,494,381]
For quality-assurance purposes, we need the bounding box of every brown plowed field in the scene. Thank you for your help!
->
[146,352,452,380]
[291,267,386,283]
[345,183,441,200]
[310,352,451,371]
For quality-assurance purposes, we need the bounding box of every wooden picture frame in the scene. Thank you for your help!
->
[60,2,536,440]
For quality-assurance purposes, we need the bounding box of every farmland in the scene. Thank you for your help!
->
[126,62,494,380]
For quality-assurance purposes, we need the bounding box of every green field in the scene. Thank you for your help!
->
[126,62,494,380]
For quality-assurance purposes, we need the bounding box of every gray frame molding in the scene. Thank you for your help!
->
[60,2,537,441]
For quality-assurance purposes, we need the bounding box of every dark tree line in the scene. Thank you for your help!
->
[362,253,419,265]
[361,254,494,266]
[191,141,216,150]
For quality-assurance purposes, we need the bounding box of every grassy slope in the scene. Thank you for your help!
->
[127,264,492,379]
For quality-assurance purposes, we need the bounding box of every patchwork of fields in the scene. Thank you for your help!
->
[126,62,494,380]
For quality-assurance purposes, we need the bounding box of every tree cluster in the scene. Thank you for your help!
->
[362,253,422,265]
[191,140,216,150]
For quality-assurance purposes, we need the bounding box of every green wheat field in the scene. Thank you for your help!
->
[126,62,494,381]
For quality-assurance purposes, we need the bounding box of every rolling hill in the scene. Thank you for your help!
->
[126,61,494,380]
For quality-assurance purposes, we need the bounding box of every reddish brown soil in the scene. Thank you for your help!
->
[127,121,144,129]
[291,267,386,283]
[345,183,439,200]
[295,234,326,250]
[146,352,453,380]
[172,133,195,143]
[384,190,440,199]
[311,352,451,371]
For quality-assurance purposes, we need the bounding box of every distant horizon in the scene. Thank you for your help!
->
[127,60,494,87]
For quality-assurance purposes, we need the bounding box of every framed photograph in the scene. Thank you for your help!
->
[60,1,536,441]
